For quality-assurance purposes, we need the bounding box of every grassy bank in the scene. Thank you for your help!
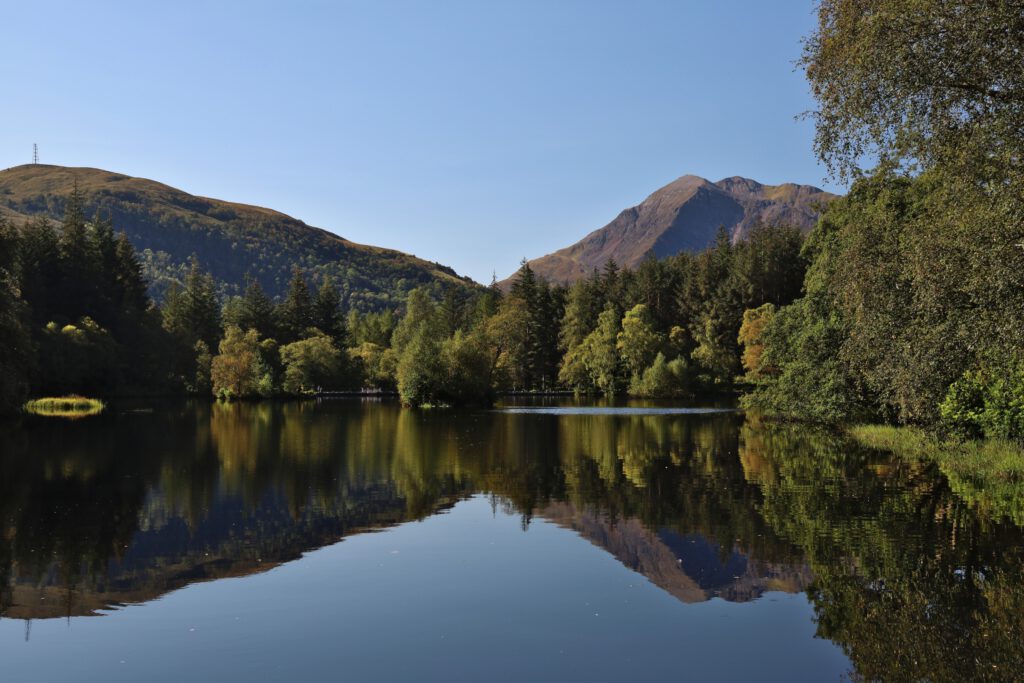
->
[850,424,1024,525]
[24,396,106,419]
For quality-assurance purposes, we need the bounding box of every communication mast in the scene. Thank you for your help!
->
[33,143,38,164]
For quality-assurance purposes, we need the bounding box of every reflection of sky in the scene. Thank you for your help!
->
[659,531,749,590]
[0,496,850,682]
[498,407,737,416]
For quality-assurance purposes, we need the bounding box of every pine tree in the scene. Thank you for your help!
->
[183,258,222,348]
[0,217,30,411]
[508,260,540,388]
[279,267,314,343]
[532,280,563,390]
[163,257,222,390]
[509,259,537,304]
[471,277,502,326]
[391,288,437,356]
[114,232,150,316]
[58,182,99,318]
[313,276,346,348]
[17,216,61,327]
[438,287,465,337]
[90,211,119,327]
[600,258,620,308]
[240,276,276,339]
[559,280,600,352]
[61,181,88,248]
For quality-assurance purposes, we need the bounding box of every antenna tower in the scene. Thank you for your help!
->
[33,144,38,164]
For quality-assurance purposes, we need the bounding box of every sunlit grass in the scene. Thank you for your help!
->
[24,395,106,419]
[850,424,1024,525]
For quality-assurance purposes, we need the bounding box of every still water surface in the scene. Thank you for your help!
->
[1,399,1022,682]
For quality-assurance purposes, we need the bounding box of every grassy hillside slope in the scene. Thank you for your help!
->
[0,164,477,309]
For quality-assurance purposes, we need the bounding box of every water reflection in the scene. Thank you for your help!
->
[739,417,1024,680]
[1,400,1022,680]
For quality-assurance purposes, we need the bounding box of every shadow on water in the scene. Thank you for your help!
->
[0,399,1022,680]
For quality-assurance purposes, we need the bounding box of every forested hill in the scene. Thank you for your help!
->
[502,174,837,286]
[0,164,477,309]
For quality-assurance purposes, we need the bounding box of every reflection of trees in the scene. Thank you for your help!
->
[1,403,801,618]
[0,412,157,617]
[740,418,1024,682]
[5,399,1023,682]
[553,413,800,565]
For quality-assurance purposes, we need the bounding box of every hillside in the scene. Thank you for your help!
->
[0,164,477,309]
[505,174,837,285]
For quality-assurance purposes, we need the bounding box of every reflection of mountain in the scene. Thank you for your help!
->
[4,488,468,620]
[539,502,810,604]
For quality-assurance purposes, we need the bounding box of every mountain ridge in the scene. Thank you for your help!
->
[0,164,477,309]
[502,173,837,285]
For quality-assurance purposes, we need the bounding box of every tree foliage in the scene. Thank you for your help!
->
[737,303,775,381]
[280,332,350,395]
[211,326,270,400]
[801,0,1024,181]
[0,217,31,410]
[751,0,1024,428]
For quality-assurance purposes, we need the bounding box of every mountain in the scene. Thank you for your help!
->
[0,164,477,309]
[504,174,837,285]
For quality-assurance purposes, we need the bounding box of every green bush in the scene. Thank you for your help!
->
[629,353,688,397]
[939,362,1024,440]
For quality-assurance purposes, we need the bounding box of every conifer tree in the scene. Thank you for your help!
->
[183,258,222,348]
[391,288,437,356]
[17,216,61,327]
[89,211,120,327]
[279,267,314,343]
[0,217,30,411]
[240,276,276,339]
[559,279,600,353]
[163,257,222,390]
[58,182,99,318]
[438,287,465,337]
[114,232,150,316]
[313,276,346,347]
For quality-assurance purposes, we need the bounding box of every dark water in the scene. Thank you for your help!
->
[1,399,1022,682]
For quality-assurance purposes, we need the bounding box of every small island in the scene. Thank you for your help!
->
[23,395,105,419]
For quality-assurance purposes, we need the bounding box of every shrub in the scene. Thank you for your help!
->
[629,353,689,397]
[939,361,1024,440]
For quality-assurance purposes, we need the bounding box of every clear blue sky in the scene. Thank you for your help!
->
[1,1,837,284]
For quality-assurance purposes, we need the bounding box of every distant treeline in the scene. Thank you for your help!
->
[0,182,808,409]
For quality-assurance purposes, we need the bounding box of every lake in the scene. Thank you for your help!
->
[1,399,1021,682]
